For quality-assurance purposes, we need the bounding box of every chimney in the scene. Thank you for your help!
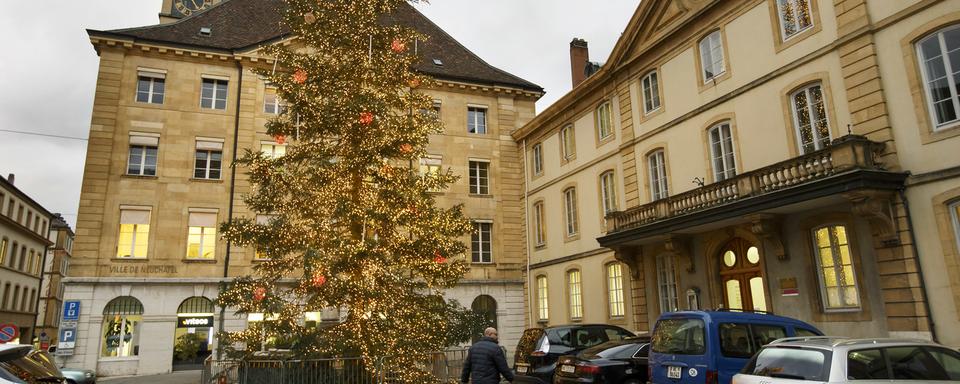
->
[570,38,590,88]
[6,173,13,185]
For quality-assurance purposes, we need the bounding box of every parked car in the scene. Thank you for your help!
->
[60,368,96,384]
[553,336,651,384]
[733,337,960,383]
[648,311,822,384]
[0,344,65,384]
[514,324,635,384]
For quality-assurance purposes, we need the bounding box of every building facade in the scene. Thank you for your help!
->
[0,174,54,344]
[36,215,74,349]
[515,0,960,347]
[65,0,541,376]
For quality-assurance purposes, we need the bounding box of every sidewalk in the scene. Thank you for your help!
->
[101,370,200,384]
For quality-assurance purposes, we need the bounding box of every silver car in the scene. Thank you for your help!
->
[733,337,960,383]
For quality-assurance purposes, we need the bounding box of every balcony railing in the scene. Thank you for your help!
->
[607,135,885,233]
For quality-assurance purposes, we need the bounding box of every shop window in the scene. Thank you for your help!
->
[101,296,143,358]
[813,225,860,311]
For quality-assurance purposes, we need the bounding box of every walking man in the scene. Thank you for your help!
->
[461,327,515,384]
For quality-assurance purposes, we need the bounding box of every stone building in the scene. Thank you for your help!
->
[515,0,960,347]
[36,215,74,349]
[65,0,541,376]
[0,174,54,344]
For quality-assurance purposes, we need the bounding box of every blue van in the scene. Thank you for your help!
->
[648,311,822,384]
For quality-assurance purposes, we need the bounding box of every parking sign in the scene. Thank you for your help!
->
[62,300,80,321]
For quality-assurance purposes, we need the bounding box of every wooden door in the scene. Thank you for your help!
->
[719,238,768,312]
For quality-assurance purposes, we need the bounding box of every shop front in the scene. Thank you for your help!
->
[173,297,215,371]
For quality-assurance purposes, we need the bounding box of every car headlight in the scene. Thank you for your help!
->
[85,372,93,378]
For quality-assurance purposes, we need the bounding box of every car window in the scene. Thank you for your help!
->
[635,344,650,358]
[925,347,960,380]
[742,346,830,381]
[887,346,949,380]
[652,318,705,355]
[549,328,574,348]
[720,323,754,358]
[848,348,890,380]
[751,324,786,348]
[586,343,642,359]
[516,328,546,360]
[574,327,608,348]
[604,328,632,341]
[795,328,819,337]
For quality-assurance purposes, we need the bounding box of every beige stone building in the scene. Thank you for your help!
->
[65,0,541,376]
[0,174,54,344]
[515,0,960,347]
[36,215,74,349]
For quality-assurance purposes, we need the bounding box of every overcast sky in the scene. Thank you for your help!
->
[0,0,638,229]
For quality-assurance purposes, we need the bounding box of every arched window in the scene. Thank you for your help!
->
[599,171,618,215]
[647,150,669,201]
[567,269,583,320]
[563,187,579,237]
[178,296,214,315]
[917,24,960,130]
[606,263,625,318]
[812,225,860,311]
[790,83,831,153]
[102,296,144,357]
[533,201,546,247]
[642,71,661,114]
[776,0,814,40]
[471,295,498,343]
[560,125,576,160]
[536,275,549,321]
[596,102,614,140]
[699,31,726,83]
[708,122,737,181]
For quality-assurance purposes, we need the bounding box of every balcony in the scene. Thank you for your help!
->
[604,135,902,237]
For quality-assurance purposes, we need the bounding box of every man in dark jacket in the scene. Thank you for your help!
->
[461,327,514,384]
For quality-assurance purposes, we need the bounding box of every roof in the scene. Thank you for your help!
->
[0,175,54,218]
[87,0,543,94]
[767,337,944,350]
[658,311,819,328]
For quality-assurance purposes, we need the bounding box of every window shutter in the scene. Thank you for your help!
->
[129,135,159,146]
[196,140,224,151]
[120,209,150,225]
[189,212,218,227]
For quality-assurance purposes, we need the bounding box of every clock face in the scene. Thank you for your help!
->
[173,0,213,17]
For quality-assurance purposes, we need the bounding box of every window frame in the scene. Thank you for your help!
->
[699,30,727,84]
[116,208,151,259]
[532,143,544,176]
[600,171,618,216]
[260,141,287,159]
[200,77,229,110]
[708,122,738,182]
[471,220,493,264]
[194,148,223,180]
[812,224,862,312]
[263,87,287,115]
[536,275,549,322]
[952,200,960,257]
[563,187,579,238]
[596,102,614,141]
[648,150,669,201]
[126,144,158,176]
[100,297,144,358]
[135,75,165,105]
[560,124,576,161]
[186,211,218,260]
[567,269,583,321]
[533,200,546,247]
[468,159,491,195]
[775,0,815,41]
[606,262,626,318]
[467,106,488,134]
[642,70,662,114]
[656,253,680,313]
[916,24,960,131]
[790,82,832,154]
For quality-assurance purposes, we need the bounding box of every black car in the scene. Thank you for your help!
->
[513,324,635,384]
[553,337,650,384]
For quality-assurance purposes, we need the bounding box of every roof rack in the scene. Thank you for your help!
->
[712,307,775,315]
[770,336,846,344]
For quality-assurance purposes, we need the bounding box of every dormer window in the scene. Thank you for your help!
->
[433,59,444,66]
[199,27,212,37]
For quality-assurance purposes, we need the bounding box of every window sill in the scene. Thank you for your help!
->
[596,135,615,147]
[471,262,495,265]
[534,244,547,250]
[182,258,217,264]
[111,257,148,263]
[564,233,581,243]
[822,307,862,314]
[698,71,731,93]
[560,155,577,166]
[133,101,165,107]
[121,174,158,180]
[190,178,224,183]
[469,194,494,199]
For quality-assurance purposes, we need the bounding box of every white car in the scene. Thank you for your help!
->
[733,337,960,383]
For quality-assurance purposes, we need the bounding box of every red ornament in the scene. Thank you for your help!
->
[273,134,286,145]
[311,273,326,287]
[359,111,374,126]
[391,39,406,53]
[408,77,421,88]
[303,12,317,24]
[253,287,266,302]
[434,250,446,264]
[399,143,413,154]
[293,69,308,84]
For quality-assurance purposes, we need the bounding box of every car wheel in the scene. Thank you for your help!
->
[65,380,77,384]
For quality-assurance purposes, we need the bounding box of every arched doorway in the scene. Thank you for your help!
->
[173,296,215,370]
[471,295,498,343]
[718,238,768,312]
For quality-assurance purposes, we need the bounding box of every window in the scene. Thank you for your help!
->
[194,140,224,179]
[813,225,860,310]
[135,70,165,104]
[600,171,618,215]
[26,212,32,231]
[16,205,23,222]
[596,102,613,140]
[563,187,579,237]
[917,25,960,130]
[0,238,6,266]
[776,0,814,40]
[927,347,960,380]
[607,263,625,317]
[101,296,143,357]
[467,106,487,134]
[419,155,443,192]
[651,318,705,355]
[888,346,953,380]
[532,143,543,175]
[536,275,549,321]
[187,211,218,260]
[254,214,275,260]
[471,221,492,263]
[17,248,25,271]
[200,78,228,110]
[699,31,726,83]
[431,100,442,119]
[742,346,830,381]
[127,134,159,176]
[117,208,150,259]
[33,251,41,276]
[560,125,576,160]
[1,284,7,310]
[656,254,679,312]
[7,243,16,268]
[708,122,737,181]
[5,198,12,217]
[791,83,831,153]
[469,160,490,195]
[952,201,960,254]
[533,201,546,247]
[260,141,287,158]
[263,87,286,114]
[648,150,669,200]
[719,323,755,358]
[567,269,583,320]
[642,71,661,113]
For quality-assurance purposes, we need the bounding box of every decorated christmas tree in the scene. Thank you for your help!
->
[216,0,476,381]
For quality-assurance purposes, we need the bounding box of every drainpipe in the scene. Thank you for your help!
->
[32,237,51,345]
[897,187,938,343]
[216,60,244,359]
[521,139,534,327]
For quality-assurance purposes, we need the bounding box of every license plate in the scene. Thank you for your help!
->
[516,365,528,374]
[667,366,682,379]
[561,365,576,373]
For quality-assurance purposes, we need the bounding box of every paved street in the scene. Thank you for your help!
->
[101,370,200,384]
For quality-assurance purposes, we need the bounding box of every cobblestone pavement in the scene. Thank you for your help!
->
[100,370,201,384]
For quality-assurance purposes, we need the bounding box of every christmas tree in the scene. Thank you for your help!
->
[216,0,475,381]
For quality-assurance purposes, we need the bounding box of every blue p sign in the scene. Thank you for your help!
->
[62,301,80,321]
